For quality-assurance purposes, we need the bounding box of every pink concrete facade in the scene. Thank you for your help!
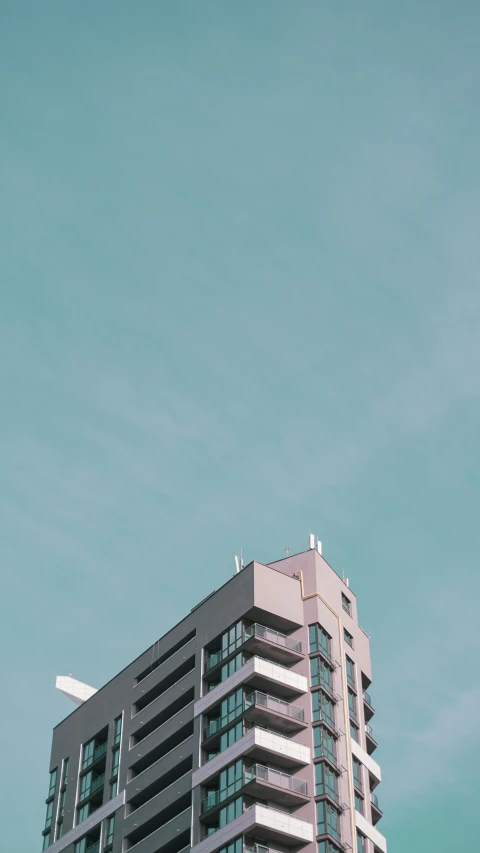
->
[192,547,386,853]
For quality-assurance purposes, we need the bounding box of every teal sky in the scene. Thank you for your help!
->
[1,3,480,851]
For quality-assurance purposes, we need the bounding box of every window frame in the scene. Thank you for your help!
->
[345,656,355,689]
[314,725,337,765]
[352,757,363,791]
[317,799,341,840]
[48,768,57,799]
[312,690,335,727]
[309,623,332,659]
[113,716,122,745]
[315,761,339,801]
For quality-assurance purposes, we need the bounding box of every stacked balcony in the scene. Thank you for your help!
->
[194,619,312,853]
[193,804,313,853]
[76,733,108,823]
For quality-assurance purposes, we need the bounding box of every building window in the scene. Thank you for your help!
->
[314,726,337,764]
[42,833,51,851]
[220,652,244,682]
[203,687,247,740]
[219,760,243,801]
[79,771,92,801]
[111,748,120,777]
[342,593,351,615]
[45,800,54,830]
[344,629,354,649]
[58,789,66,819]
[345,656,355,688]
[105,815,115,849]
[348,688,357,720]
[219,720,245,753]
[312,691,335,727]
[317,800,340,840]
[113,716,122,745]
[315,762,338,801]
[82,735,107,771]
[216,836,242,853]
[309,624,332,659]
[355,791,364,814]
[207,622,244,672]
[218,795,244,827]
[110,779,118,798]
[82,739,95,770]
[48,768,57,799]
[311,657,334,692]
[216,688,244,731]
[62,758,69,787]
[56,821,64,840]
[357,831,366,852]
[77,802,91,823]
[222,622,243,658]
[350,721,359,743]
[352,757,363,791]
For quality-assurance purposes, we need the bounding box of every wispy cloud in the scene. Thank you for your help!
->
[376,586,480,805]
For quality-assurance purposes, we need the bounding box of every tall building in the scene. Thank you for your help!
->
[40,543,387,853]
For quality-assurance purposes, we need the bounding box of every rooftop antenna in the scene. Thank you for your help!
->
[234,549,244,573]
[284,548,291,558]
[308,532,322,555]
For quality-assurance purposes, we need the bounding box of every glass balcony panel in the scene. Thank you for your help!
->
[245,691,304,721]
[244,763,307,795]
[244,624,302,653]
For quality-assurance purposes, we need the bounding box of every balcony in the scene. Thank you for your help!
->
[79,774,105,803]
[82,742,107,771]
[365,724,378,755]
[243,763,309,807]
[243,624,303,665]
[193,727,311,789]
[244,691,306,734]
[200,764,308,817]
[195,658,308,719]
[201,791,222,814]
[205,626,302,679]
[203,691,306,747]
[192,803,314,853]
[363,690,374,722]
[370,791,383,825]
